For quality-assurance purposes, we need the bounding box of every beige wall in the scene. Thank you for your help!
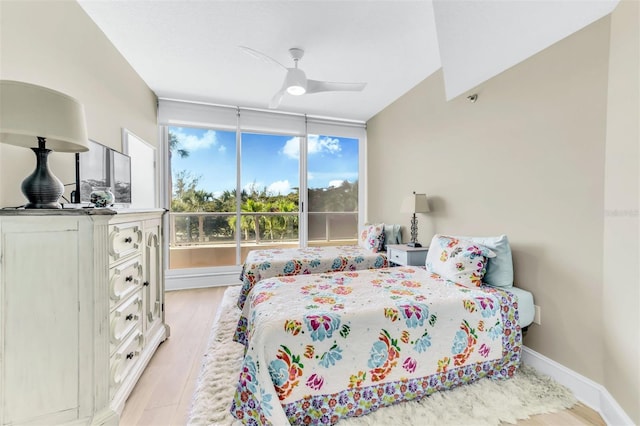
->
[602,0,640,422]
[0,0,157,207]
[368,10,640,423]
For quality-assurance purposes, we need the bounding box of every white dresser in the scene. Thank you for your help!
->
[0,208,169,426]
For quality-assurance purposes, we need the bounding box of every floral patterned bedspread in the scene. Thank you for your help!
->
[238,245,388,310]
[231,267,522,425]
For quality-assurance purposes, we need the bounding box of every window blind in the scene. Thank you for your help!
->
[238,109,306,136]
[158,98,366,139]
[158,99,237,130]
[306,117,366,140]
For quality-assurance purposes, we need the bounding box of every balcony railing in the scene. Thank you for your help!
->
[168,211,358,269]
[169,211,358,247]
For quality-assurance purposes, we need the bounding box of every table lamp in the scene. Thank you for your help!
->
[0,80,89,208]
[401,191,430,247]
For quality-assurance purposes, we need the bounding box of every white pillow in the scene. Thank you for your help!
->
[425,234,496,288]
[358,223,385,252]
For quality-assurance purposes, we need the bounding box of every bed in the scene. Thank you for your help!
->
[237,224,400,310]
[238,245,388,310]
[231,265,523,425]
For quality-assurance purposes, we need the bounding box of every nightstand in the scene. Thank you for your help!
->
[386,244,429,267]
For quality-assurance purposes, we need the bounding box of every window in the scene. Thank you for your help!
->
[240,133,300,259]
[159,100,366,272]
[306,134,359,246]
[168,126,237,269]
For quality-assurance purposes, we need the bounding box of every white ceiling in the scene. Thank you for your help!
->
[77,1,441,122]
[77,0,618,123]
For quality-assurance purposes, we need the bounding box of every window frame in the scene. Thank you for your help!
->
[158,101,367,285]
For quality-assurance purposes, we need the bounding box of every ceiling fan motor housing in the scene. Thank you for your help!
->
[286,68,307,95]
[289,48,305,61]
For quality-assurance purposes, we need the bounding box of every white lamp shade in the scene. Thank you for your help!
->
[401,193,430,213]
[0,80,89,152]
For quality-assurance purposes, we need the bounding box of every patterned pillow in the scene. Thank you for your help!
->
[425,234,496,288]
[358,223,385,252]
[452,234,513,288]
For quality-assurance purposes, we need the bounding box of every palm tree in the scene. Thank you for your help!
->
[168,131,189,206]
[169,131,189,158]
[273,198,298,240]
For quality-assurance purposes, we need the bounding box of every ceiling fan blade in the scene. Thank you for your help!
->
[239,46,287,70]
[269,89,286,109]
[306,80,367,94]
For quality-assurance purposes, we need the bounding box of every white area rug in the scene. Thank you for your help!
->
[188,286,577,425]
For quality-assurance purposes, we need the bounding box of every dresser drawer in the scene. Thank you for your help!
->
[110,292,143,354]
[110,328,143,397]
[108,222,142,263]
[109,256,143,304]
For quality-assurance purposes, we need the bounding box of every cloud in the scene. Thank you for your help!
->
[172,129,218,151]
[328,180,344,188]
[282,135,341,159]
[282,137,300,159]
[267,180,291,195]
[243,182,265,194]
[309,135,341,156]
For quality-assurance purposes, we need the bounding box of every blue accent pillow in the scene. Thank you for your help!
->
[453,234,514,288]
[383,224,402,250]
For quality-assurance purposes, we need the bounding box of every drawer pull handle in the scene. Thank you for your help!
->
[124,237,133,243]
[126,352,135,360]
[143,281,150,287]
[125,313,138,321]
[125,275,133,282]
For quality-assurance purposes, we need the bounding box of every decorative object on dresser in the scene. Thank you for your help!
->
[386,243,429,266]
[401,191,430,247]
[0,209,168,426]
[90,186,115,207]
[0,80,89,208]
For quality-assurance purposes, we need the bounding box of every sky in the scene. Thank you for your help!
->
[169,126,359,197]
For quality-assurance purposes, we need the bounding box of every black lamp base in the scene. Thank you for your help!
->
[21,138,64,209]
[407,212,421,248]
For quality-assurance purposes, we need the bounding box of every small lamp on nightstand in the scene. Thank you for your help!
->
[0,80,89,208]
[401,191,430,247]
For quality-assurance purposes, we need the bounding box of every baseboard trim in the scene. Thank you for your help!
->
[522,346,633,425]
[165,269,239,291]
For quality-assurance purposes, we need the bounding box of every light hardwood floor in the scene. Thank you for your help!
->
[119,286,606,426]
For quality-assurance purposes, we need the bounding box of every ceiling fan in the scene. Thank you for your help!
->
[239,46,367,109]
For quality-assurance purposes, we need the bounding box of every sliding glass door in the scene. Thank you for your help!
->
[160,101,365,272]
[306,134,359,246]
[168,126,238,269]
[239,132,300,260]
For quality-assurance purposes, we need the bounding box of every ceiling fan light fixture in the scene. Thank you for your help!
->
[287,85,306,96]
[285,68,307,96]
